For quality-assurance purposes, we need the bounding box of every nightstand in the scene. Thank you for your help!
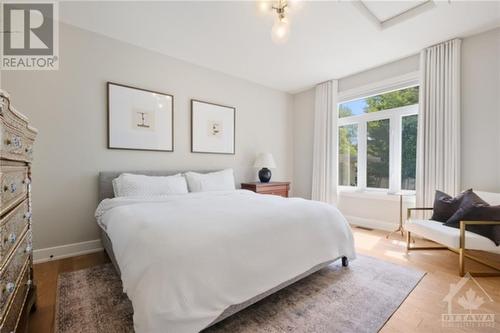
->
[241,182,290,197]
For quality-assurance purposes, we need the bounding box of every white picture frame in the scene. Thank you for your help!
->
[191,99,235,154]
[107,82,174,152]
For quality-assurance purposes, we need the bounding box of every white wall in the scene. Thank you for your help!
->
[2,23,293,251]
[338,55,420,93]
[461,27,500,192]
[338,192,415,231]
[292,88,315,199]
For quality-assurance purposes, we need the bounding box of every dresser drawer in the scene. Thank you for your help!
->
[0,166,28,217]
[1,95,35,163]
[259,189,289,197]
[0,123,33,163]
[0,126,23,157]
[241,182,291,197]
[22,137,34,162]
[0,260,29,333]
[0,200,30,266]
[0,231,31,320]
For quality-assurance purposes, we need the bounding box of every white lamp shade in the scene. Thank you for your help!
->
[254,153,277,169]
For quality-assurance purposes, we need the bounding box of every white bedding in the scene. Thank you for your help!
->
[95,190,356,333]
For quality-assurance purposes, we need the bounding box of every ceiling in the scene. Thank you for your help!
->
[362,0,430,22]
[59,1,500,93]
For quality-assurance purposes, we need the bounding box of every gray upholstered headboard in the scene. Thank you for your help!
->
[98,170,215,202]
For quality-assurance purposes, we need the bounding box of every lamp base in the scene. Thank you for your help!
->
[258,168,272,183]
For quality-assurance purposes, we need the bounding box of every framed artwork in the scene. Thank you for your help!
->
[107,82,174,151]
[191,99,235,154]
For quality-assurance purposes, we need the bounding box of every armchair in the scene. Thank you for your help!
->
[406,196,500,277]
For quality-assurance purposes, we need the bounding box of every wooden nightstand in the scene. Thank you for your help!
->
[241,182,290,197]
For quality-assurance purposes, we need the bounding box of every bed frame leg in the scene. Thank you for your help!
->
[341,256,349,267]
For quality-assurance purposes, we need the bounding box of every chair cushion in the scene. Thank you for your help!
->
[406,219,500,254]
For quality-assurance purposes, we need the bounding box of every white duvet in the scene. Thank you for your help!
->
[95,190,355,333]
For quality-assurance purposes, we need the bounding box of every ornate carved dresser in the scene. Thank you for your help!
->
[0,90,37,333]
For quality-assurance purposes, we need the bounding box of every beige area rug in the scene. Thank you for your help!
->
[55,255,425,333]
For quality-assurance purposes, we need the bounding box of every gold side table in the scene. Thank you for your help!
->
[386,192,415,239]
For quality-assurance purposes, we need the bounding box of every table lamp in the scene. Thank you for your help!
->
[254,153,276,183]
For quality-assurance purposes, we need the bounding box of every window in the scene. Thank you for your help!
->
[338,124,358,186]
[401,115,418,190]
[337,86,418,193]
[367,119,389,188]
[339,87,419,118]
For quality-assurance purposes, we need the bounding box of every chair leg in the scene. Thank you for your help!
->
[459,221,465,277]
[406,231,411,251]
[459,248,465,277]
[341,256,349,267]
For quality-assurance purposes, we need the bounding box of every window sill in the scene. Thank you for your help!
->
[338,189,416,202]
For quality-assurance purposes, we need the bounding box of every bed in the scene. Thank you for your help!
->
[96,171,356,333]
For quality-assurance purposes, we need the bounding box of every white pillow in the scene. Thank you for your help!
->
[112,173,188,197]
[184,169,235,192]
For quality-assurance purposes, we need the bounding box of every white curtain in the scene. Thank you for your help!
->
[416,39,461,208]
[311,80,339,204]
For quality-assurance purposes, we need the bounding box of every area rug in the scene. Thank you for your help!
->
[55,255,425,333]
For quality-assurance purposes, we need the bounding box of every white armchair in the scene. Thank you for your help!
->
[406,191,500,277]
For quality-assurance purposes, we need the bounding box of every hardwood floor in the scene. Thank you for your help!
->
[354,228,500,333]
[27,228,500,333]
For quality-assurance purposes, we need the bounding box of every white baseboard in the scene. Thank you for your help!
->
[344,215,397,232]
[33,239,103,264]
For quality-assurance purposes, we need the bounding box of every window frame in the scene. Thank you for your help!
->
[337,92,418,195]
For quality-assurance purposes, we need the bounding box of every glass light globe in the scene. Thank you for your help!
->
[271,19,290,43]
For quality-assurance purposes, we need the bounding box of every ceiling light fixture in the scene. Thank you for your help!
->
[259,0,301,44]
[271,0,289,43]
